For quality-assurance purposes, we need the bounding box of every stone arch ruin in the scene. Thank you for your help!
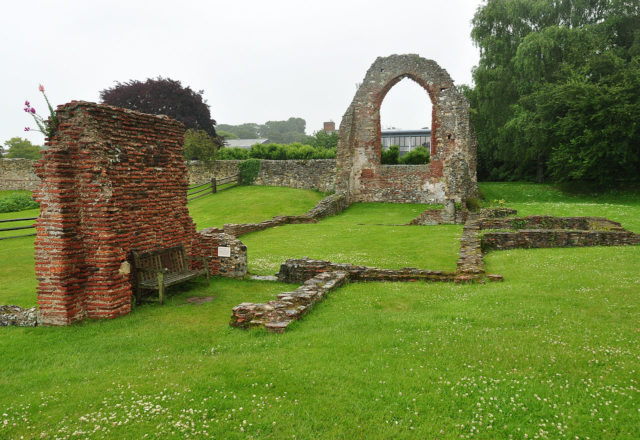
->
[336,54,479,204]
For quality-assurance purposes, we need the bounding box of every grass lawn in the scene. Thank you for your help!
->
[1,183,639,439]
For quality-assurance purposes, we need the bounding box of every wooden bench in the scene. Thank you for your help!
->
[131,244,209,304]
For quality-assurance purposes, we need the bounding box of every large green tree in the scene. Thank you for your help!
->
[3,137,42,159]
[469,0,640,184]
[217,118,308,144]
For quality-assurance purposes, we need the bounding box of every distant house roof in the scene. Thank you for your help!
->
[225,139,270,149]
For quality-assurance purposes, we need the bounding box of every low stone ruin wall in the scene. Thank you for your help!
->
[482,229,640,251]
[0,305,38,327]
[456,215,485,277]
[478,215,623,231]
[188,159,337,192]
[223,193,349,237]
[231,271,349,333]
[276,257,457,284]
[199,229,248,278]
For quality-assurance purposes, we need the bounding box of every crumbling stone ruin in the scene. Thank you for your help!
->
[336,54,479,204]
[230,208,639,333]
[33,102,225,325]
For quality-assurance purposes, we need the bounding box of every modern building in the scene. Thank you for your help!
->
[225,138,270,149]
[381,129,431,156]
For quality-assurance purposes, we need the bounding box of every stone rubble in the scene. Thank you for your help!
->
[0,305,38,327]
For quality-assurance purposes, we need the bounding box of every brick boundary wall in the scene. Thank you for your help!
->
[33,102,220,325]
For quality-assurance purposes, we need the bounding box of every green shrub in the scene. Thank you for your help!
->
[465,197,482,212]
[217,143,336,161]
[381,145,400,164]
[238,159,261,185]
[217,147,250,160]
[0,193,39,213]
[399,146,430,165]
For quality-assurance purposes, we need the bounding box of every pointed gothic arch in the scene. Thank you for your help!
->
[336,54,478,204]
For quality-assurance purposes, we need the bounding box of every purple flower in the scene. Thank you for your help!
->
[30,108,36,114]
[24,127,30,131]
[25,100,30,106]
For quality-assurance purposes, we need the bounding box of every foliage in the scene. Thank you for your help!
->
[306,130,339,149]
[217,146,250,160]
[216,129,238,140]
[399,146,430,165]
[469,0,640,185]
[217,123,261,139]
[381,145,399,164]
[465,197,482,212]
[3,138,42,159]
[100,77,221,140]
[238,159,261,185]
[183,129,218,163]
[23,84,58,139]
[218,118,308,144]
[0,193,39,213]
[217,143,336,161]
[381,145,430,165]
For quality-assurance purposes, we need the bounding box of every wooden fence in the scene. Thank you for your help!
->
[0,217,37,240]
[187,174,240,201]
[0,176,240,240]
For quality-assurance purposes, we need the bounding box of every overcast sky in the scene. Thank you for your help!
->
[1,0,483,145]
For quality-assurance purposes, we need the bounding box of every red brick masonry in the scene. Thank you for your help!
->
[33,102,217,325]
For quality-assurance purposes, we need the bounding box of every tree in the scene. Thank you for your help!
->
[217,123,260,139]
[3,137,42,159]
[469,0,640,184]
[217,118,308,143]
[183,129,219,163]
[307,130,339,149]
[100,77,221,140]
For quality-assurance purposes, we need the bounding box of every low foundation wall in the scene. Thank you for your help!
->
[276,257,457,284]
[223,194,349,237]
[482,229,640,251]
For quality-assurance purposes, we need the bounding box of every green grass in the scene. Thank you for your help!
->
[480,182,640,232]
[1,184,639,439]
[188,185,324,229]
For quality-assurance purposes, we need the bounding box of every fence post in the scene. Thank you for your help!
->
[212,177,217,193]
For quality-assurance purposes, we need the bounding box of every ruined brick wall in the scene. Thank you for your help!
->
[33,102,210,325]
[0,159,40,191]
[336,54,478,204]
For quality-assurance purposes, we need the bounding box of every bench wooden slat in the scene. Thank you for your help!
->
[131,244,209,304]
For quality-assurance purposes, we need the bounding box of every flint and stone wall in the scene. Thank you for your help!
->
[188,159,336,192]
[1,159,337,193]
[33,102,215,325]
[336,54,479,204]
[0,159,40,190]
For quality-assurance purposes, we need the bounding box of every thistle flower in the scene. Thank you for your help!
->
[24,127,30,131]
